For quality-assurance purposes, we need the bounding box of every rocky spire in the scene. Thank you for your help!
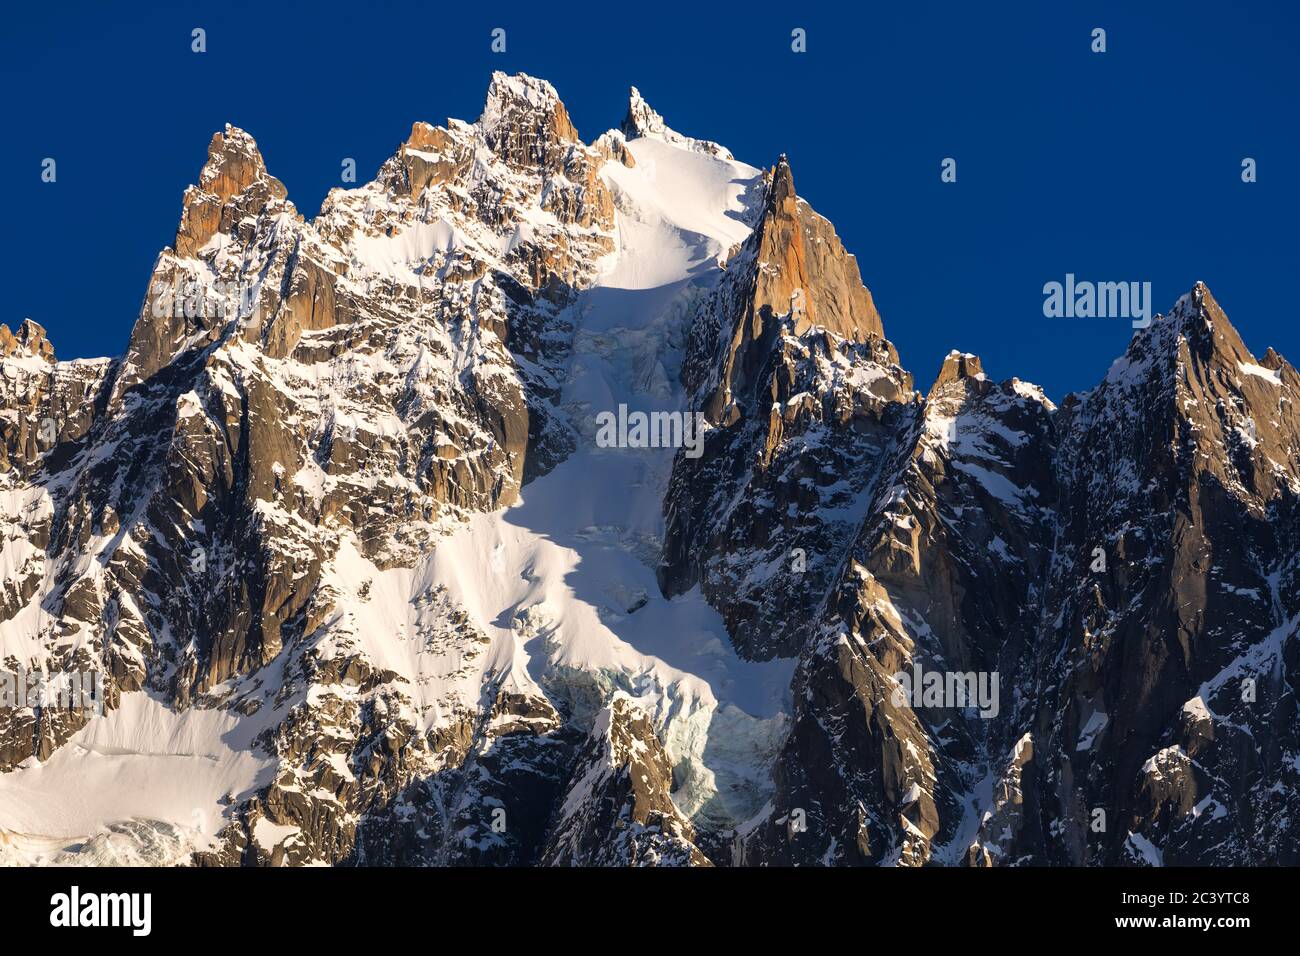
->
[175,125,289,257]
[620,86,733,159]
[0,319,54,362]
[661,151,913,662]
[681,153,898,431]
[113,125,298,397]
[1260,346,1287,371]
[751,155,884,344]
[930,350,984,393]
[621,86,667,140]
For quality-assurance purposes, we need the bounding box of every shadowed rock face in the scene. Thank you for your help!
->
[2,72,1296,869]
[1009,284,1300,866]
[732,346,1059,864]
[703,280,1300,867]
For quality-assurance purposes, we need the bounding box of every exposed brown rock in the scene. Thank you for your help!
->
[0,320,55,361]
[175,125,289,258]
[930,350,983,393]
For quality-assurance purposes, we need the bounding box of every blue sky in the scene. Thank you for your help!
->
[2,1,1296,398]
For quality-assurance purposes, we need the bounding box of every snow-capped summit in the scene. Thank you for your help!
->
[621,85,734,159]
[477,70,581,168]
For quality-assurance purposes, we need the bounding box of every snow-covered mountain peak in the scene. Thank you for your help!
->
[1102,282,1276,407]
[4,74,1299,871]
[621,86,734,160]
[477,71,581,168]
[481,70,569,124]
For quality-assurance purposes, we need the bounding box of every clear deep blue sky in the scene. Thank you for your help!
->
[2,1,1296,398]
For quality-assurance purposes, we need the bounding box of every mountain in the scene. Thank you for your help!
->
[0,73,1295,867]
